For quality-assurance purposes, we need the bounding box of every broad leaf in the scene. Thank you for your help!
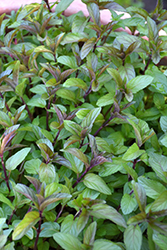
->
[83,173,111,195]
[90,204,127,228]
[6,148,31,171]
[12,211,40,240]
[126,75,153,94]
[53,232,82,250]
[124,225,142,250]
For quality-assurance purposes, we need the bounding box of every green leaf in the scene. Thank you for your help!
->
[153,233,167,250]
[147,16,158,43]
[39,163,56,184]
[126,75,153,93]
[53,232,82,250]
[56,89,76,103]
[63,148,89,167]
[148,153,167,183]
[0,235,7,249]
[118,63,136,83]
[0,193,15,210]
[0,111,12,127]
[150,191,167,212]
[39,222,60,237]
[83,173,111,195]
[0,218,6,231]
[6,148,31,171]
[0,70,12,84]
[64,120,82,136]
[138,176,166,199]
[96,92,115,107]
[122,143,144,161]
[14,183,38,204]
[124,225,142,250]
[61,33,88,45]
[83,221,97,246]
[80,37,96,60]
[63,78,87,91]
[87,3,100,25]
[132,181,146,212]
[127,211,146,225]
[12,211,40,240]
[81,107,101,131]
[93,239,122,250]
[57,56,78,69]
[107,68,123,88]
[55,0,74,15]
[160,116,167,133]
[90,204,127,228]
[40,193,71,211]
[27,96,46,108]
[121,193,137,215]
[24,159,41,174]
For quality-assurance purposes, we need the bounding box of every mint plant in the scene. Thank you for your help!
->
[0,0,167,249]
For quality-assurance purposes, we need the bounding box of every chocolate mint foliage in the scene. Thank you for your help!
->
[1,0,167,249]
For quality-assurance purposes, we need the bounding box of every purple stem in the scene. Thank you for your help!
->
[55,205,66,222]
[20,97,33,122]
[0,154,10,192]
[53,130,60,147]
[34,211,42,250]
[46,100,51,131]
[72,164,93,188]
[7,209,16,225]
[93,115,113,137]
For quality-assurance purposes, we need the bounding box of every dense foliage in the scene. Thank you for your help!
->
[1,0,167,249]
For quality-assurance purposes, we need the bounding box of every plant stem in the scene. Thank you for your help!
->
[53,130,60,147]
[144,54,152,73]
[46,100,51,131]
[0,154,10,192]
[72,164,93,188]
[7,209,16,225]
[20,97,33,122]
[34,211,42,250]
[93,114,113,137]
[43,0,52,12]
[55,205,66,222]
